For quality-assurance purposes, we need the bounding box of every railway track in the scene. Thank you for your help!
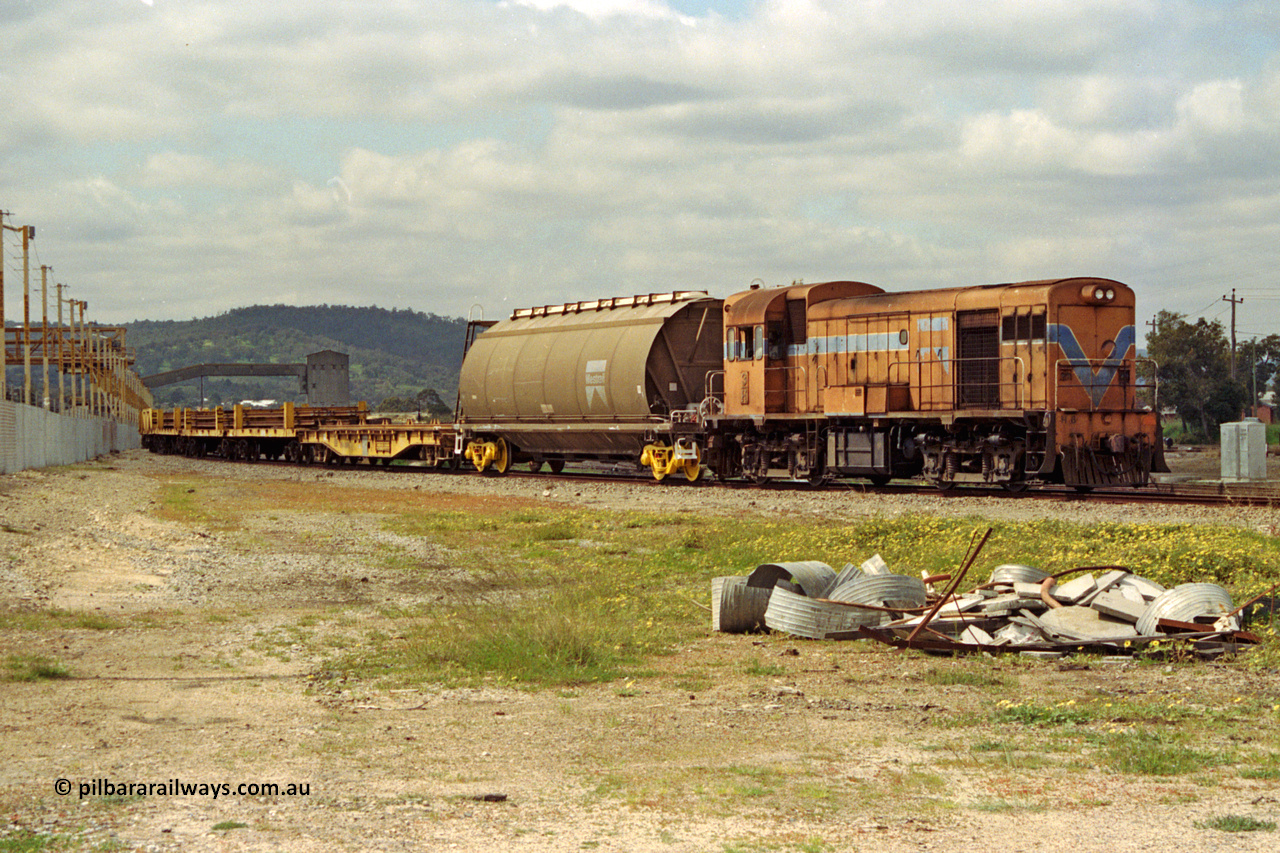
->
[200,453,1280,508]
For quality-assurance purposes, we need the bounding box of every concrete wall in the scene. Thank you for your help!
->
[0,401,141,475]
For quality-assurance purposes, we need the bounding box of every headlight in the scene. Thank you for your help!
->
[1094,287,1106,300]
[1105,288,1115,300]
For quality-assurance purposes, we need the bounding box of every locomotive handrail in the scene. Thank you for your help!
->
[763,364,807,412]
[887,355,1027,411]
[702,369,726,411]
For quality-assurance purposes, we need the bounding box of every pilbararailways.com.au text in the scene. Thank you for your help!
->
[55,778,310,800]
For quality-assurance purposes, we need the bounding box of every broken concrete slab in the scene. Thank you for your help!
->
[1014,581,1057,599]
[994,622,1042,645]
[1117,574,1166,601]
[1078,569,1130,606]
[860,554,891,575]
[1038,606,1140,642]
[1089,589,1148,624]
[1052,574,1098,604]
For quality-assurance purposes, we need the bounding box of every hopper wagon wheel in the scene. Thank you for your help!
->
[640,443,669,482]
[489,437,511,475]
[528,460,545,473]
[548,460,565,474]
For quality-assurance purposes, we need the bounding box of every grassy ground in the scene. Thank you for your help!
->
[4,464,1278,851]
[154,481,1280,689]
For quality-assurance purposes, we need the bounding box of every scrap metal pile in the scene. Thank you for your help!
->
[711,542,1265,657]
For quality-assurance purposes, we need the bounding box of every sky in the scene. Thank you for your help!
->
[1,0,1278,347]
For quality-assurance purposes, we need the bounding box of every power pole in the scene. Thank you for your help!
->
[0,214,31,402]
[0,213,5,403]
[56,282,66,412]
[1251,337,1258,417]
[1223,288,1243,379]
[22,223,32,405]
[41,265,50,409]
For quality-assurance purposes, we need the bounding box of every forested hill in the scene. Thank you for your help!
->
[127,305,468,410]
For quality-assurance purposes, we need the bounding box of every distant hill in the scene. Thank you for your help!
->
[127,305,469,410]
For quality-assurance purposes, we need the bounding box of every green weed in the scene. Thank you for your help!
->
[2,654,71,682]
[993,700,1095,726]
[743,658,785,677]
[1103,731,1231,776]
[920,665,1010,688]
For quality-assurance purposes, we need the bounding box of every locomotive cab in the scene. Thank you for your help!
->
[722,280,883,418]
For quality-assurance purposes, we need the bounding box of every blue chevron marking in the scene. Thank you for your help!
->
[1048,323,1135,407]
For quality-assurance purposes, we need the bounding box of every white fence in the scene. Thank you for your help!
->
[0,400,140,474]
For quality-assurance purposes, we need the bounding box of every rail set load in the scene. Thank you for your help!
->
[139,277,1169,491]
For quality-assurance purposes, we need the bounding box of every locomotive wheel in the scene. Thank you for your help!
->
[867,475,891,487]
[927,476,955,491]
[1002,480,1029,493]
[683,447,701,482]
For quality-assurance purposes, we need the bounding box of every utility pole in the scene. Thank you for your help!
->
[1223,289,1243,379]
[1146,315,1159,339]
[73,300,84,414]
[56,283,66,412]
[1251,337,1258,417]
[0,211,5,402]
[0,215,33,402]
[22,223,32,405]
[41,265,50,409]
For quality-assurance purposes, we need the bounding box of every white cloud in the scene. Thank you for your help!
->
[505,0,693,22]
[0,0,1276,336]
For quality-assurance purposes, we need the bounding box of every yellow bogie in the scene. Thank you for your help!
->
[640,439,700,482]
[464,437,511,474]
[640,443,670,481]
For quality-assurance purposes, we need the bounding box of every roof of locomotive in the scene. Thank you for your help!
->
[804,276,1134,320]
[723,280,883,326]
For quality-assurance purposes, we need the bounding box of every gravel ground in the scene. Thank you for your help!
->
[0,449,1277,852]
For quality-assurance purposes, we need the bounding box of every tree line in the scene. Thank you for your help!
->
[1143,310,1279,441]
[128,304,468,410]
